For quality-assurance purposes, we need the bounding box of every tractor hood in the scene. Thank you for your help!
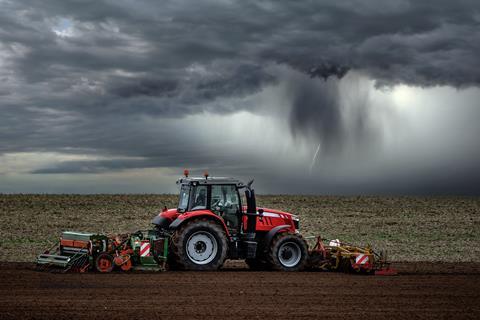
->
[253,207,300,231]
[242,206,295,220]
[258,207,293,218]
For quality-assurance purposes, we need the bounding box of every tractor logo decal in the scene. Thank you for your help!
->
[140,241,151,257]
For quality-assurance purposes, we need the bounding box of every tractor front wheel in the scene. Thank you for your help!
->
[171,219,228,271]
[268,233,308,272]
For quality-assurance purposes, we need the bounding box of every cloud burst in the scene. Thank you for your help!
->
[1,0,479,193]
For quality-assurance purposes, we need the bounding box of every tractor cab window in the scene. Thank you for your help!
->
[210,185,240,231]
[191,185,207,210]
[178,185,190,212]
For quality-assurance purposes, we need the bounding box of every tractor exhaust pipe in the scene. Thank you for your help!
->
[245,188,257,240]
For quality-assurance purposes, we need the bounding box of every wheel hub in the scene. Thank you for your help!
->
[281,249,293,260]
[278,241,301,268]
[186,231,218,265]
[194,241,207,253]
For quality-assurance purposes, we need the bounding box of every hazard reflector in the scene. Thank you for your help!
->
[140,241,151,257]
[355,254,369,264]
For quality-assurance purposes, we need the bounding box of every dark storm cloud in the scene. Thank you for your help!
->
[104,64,275,110]
[289,77,344,153]
[1,0,480,182]
[31,158,192,174]
[3,0,479,86]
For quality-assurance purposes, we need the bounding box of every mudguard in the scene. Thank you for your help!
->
[168,210,230,236]
[263,224,291,251]
[152,216,170,229]
[168,218,183,229]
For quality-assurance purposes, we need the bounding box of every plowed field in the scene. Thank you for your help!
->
[0,262,479,320]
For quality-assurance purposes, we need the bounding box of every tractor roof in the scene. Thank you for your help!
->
[176,176,246,187]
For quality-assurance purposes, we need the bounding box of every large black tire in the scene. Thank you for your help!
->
[245,258,271,271]
[268,233,308,272]
[170,219,228,271]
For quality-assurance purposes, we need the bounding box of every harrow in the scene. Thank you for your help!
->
[306,236,397,275]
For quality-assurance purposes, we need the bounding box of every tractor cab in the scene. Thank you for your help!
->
[174,174,249,235]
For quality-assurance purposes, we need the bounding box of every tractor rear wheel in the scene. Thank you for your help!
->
[171,219,228,271]
[268,233,308,272]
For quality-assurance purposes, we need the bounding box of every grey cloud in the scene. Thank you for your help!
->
[108,78,179,98]
[282,69,379,155]
[1,0,480,194]
[31,158,178,174]
[3,0,479,87]
[289,78,344,152]
[307,63,350,80]
[1,0,476,114]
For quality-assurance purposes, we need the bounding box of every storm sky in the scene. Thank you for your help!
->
[1,0,480,194]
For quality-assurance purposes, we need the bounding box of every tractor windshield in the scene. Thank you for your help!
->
[178,184,190,212]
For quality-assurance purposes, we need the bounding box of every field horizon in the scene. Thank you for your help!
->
[1,194,479,263]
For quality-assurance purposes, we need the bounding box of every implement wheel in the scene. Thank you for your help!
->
[95,253,114,273]
[268,233,308,272]
[171,219,227,271]
[120,259,132,271]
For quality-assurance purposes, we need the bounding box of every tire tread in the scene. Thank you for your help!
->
[267,233,308,272]
[170,218,228,271]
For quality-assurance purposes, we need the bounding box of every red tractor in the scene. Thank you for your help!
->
[152,172,308,271]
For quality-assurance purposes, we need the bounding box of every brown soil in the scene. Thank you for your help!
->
[0,262,479,320]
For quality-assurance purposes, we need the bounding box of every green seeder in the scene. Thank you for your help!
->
[36,230,170,272]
